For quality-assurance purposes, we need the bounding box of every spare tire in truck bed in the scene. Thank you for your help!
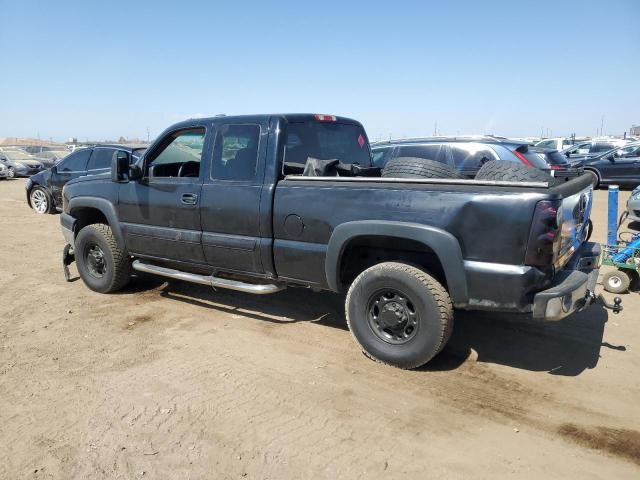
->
[382,157,464,179]
[475,161,557,184]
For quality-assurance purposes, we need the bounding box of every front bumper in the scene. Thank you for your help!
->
[0,170,7,178]
[532,241,601,321]
[60,212,76,246]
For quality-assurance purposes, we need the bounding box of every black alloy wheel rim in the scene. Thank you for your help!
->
[86,243,107,278]
[367,289,420,345]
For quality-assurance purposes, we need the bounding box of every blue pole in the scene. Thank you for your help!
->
[608,185,619,246]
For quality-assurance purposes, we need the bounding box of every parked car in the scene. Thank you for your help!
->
[0,147,45,178]
[627,185,640,223]
[572,142,640,187]
[535,137,586,151]
[371,136,552,178]
[26,145,145,214]
[58,114,611,370]
[563,139,631,159]
[532,148,584,182]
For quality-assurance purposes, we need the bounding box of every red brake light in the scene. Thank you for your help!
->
[549,165,561,170]
[513,149,532,167]
[525,200,562,266]
[314,114,337,122]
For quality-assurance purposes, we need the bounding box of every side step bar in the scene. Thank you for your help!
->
[132,260,285,295]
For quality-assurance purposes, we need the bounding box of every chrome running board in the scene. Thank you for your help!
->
[132,260,285,295]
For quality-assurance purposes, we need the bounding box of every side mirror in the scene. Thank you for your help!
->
[606,154,615,162]
[51,165,57,174]
[111,150,131,182]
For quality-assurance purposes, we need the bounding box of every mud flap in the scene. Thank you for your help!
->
[62,244,75,282]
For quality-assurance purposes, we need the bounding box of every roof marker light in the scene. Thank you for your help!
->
[314,114,337,122]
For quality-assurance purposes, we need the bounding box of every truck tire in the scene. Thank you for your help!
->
[475,161,556,184]
[382,157,464,179]
[602,269,631,294]
[75,223,131,293]
[345,262,453,369]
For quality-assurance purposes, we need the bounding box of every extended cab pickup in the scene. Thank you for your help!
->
[60,114,609,369]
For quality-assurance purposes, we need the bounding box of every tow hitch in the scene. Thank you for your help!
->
[62,244,75,282]
[586,290,623,314]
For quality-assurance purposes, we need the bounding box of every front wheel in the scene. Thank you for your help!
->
[29,187,54,214]
[7,167,15,179]
[75,223,131,293]
[345,262,453,369]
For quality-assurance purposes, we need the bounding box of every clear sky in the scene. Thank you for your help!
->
[0,0,638,142]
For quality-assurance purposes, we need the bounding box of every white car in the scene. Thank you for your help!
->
[535,137,589,151]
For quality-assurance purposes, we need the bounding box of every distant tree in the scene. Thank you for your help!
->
[118,136,127,144]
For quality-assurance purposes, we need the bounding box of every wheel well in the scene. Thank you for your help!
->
[339,236,446,291]
[71,207,108,235]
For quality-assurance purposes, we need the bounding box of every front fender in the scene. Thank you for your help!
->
[325,220,469,307]
[67,196,125,249]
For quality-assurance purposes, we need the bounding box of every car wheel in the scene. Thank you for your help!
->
[602,269,631,294]
[382,157,464,179]
[75,223,131,293]
[345,262,453,369]
[7,167,15,179]
[29,187,54,214]
[475,161,558,184]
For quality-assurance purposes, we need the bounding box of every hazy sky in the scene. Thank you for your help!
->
[1,0,638,142]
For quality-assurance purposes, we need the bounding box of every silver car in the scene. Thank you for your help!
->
[627,185,640,223]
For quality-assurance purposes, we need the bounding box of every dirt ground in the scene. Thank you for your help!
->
[1,178,639,479]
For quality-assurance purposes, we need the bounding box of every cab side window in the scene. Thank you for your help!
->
[146,128,205,178]
[59,149,92,172]
[211,124,260,181]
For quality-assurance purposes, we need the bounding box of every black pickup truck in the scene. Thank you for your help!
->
[59,114,614,369]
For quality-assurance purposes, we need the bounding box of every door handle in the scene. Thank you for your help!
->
[181,193,198,205]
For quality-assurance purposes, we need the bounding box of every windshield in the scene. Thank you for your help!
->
[283,121,371,172]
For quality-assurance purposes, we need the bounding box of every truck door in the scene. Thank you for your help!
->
[117,127,206,264]
[199,119,269,274]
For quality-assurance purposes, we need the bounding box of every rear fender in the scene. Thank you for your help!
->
[326,220,468,306]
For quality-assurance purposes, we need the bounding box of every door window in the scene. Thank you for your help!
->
[87,148,115,171]
[58,149,91,172]
[615,144,640,158]
[211,124,260,181]
[146,128,205,178]
[592,142,615,153]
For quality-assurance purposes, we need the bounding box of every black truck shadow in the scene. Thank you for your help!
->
[129,276,616,377]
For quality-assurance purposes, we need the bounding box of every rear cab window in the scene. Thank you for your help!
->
[283,119,371,175]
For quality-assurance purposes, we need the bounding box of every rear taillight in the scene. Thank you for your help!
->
[525,199,563,266]
[513,149,532,167]
[549,165,562,170]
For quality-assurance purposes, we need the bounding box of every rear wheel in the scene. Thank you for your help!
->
[75,223,131,293]
[382,157,464,179]
[345,262,453,369]
[602,269,631,294]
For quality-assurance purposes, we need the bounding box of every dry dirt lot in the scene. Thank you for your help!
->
[1,178,639,479]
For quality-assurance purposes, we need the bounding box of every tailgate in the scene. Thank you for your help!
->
[552,174,594,268]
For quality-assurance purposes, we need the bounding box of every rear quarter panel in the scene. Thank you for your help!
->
[273,179,548,286]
